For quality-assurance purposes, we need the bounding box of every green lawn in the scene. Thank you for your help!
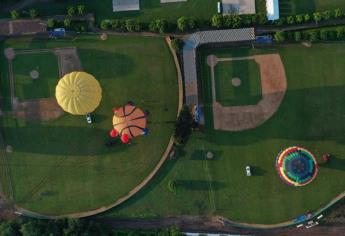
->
[105,43,345,224]
[27,0,218,23]
[0,35,178,215]
[12,52,59,100]
[280,0,345,16]
[214,59,261,106]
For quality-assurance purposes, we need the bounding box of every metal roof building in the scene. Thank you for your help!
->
[266,0,280,21]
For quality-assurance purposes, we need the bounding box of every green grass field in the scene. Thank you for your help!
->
[0,35,178,215]
[26,0,218,23]
[105,43,345,224]
[214,59,261,106]
[12,52,59,100]
[280,0,345,16]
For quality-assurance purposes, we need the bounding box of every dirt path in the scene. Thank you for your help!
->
[209,54,287,131]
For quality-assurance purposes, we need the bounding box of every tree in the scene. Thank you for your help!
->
[0,221,20,236]
[67,6,75,17]
[232,14,242,28]
[274,31,286,42]
[320,29,328,40]
[295,14,304,24]
[77,5,86,15]
[47,18,55,28]
[211,14,223,29]
[100,20,109,30]
[149,19,168,33]
[322,10,332,20]
[336,27,345,39]
[174,105,192,145]
[308,30,319,42]
[304,13,311,22]
[10,10,19,20]
[188,18,196,30]
[171,38,183,52]
[177,17,188,32]
[125,19,141,32]
[334,8,343,18]
[64,18,72,28]
[286,15,295,24]
[111,19,122,30]
[313,12,322,23]
[29,8,38,19]
[294,31,302,41]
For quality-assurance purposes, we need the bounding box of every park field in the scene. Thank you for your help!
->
[27,0,219,23]
[0,35,178,215]
[105,43,345,224]
[280,0,345,16]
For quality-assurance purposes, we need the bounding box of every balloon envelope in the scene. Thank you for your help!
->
[55,71,102,115]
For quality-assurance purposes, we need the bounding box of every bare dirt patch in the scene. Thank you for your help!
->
[12,98,63,121]
[210,54,287,131]
[54,47,82,77]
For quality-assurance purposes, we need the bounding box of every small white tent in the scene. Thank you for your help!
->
[266,0,280,20]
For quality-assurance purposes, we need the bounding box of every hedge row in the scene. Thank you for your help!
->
[100,8,345,33]
[274,26,345,42]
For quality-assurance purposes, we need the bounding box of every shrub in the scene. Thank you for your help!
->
[274,31,286,42]
[10,10,19,20]
[273,17,285,26]
[64,18,72,28]
[77,5,86,15]
[211,14,223,29]
[171,38,183,52]
[188,18,196,30]
[232,15,242,28]
[100,20,109,30]
[294,31,302,41]
[287,16,295,24]
[47,18,55,28]
[174,105,192,145]
[296,14,304,24]
[29,9,38,19]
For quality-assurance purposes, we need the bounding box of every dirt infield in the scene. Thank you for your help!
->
[12,98,63,121]
[209,54,287,131]
[5,47,82,121]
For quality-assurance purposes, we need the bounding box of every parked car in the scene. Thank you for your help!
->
[86,113,92,124]
[246,166,251,176]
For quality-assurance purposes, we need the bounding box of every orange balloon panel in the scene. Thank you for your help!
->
[112,104,147,139]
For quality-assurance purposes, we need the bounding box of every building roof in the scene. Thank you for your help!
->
[266,0,280,21]
[112,0,140,12]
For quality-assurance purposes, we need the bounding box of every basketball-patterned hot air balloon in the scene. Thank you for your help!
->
[110,103,149,144]
[55,71,102,115]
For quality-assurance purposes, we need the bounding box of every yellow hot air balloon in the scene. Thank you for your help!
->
[55,71,102,115]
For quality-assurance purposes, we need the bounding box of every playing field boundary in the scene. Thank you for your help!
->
[13,36,184,219]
